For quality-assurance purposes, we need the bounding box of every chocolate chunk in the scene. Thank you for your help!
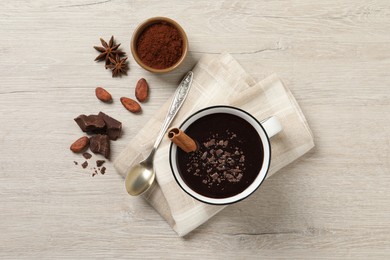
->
[204,139,215,148]
[98,112,122,140]
[83,152,92,159]
[100,166,106,175]
[74,114,106,133]
[96,160,105,167]
[81,161,88,169]
[215,149,223,156]
[89,134,110,159]
[211,172,219,181]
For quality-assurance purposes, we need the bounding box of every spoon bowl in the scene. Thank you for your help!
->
[125,161,155,196]
[124,71,194,196]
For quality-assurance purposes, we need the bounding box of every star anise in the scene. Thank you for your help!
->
[93,36,125,65]
[106,55,128,77]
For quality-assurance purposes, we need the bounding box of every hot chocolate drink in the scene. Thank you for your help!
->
[176,113,264,199]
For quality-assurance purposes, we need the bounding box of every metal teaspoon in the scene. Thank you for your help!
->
[125,71,194,196]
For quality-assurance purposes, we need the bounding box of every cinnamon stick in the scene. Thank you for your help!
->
[168,128,197,153]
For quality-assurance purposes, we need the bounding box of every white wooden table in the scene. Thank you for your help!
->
[1,0,390,258]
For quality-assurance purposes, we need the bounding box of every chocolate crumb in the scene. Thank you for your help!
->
[81,161,88,169]
[83,152,92,159]
[73,161,78,165]
[100,166,106,174]
[96,160,105,167]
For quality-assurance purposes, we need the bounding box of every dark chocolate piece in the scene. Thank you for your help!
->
[98,112,122,140]
[81,161,88,169]
[100,166,106,175]
[83,152,92,159]
[74,114,106,133]
[89,134,110,159]
[96,160,105,167]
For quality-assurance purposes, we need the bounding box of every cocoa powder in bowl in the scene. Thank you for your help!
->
[131,17,188,73]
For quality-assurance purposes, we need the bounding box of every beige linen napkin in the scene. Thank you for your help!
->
[114,53,314,236]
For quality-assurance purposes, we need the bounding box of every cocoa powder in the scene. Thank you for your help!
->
[136,22,183,69]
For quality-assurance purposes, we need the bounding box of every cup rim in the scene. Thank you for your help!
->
[169,105,271,205]
[130,16,188,73]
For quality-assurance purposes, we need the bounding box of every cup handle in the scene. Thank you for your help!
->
[260,116,282,138]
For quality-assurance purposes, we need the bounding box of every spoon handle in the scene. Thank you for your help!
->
[152,71,194,150]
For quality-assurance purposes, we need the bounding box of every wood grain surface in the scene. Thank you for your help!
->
[1,0,389,259]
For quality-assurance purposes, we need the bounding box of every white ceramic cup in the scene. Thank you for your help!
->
[169,106,282,205]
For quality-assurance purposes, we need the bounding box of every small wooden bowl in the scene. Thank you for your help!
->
[131,17,188,73]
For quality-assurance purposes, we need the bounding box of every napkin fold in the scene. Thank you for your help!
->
[114,53,314,236]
